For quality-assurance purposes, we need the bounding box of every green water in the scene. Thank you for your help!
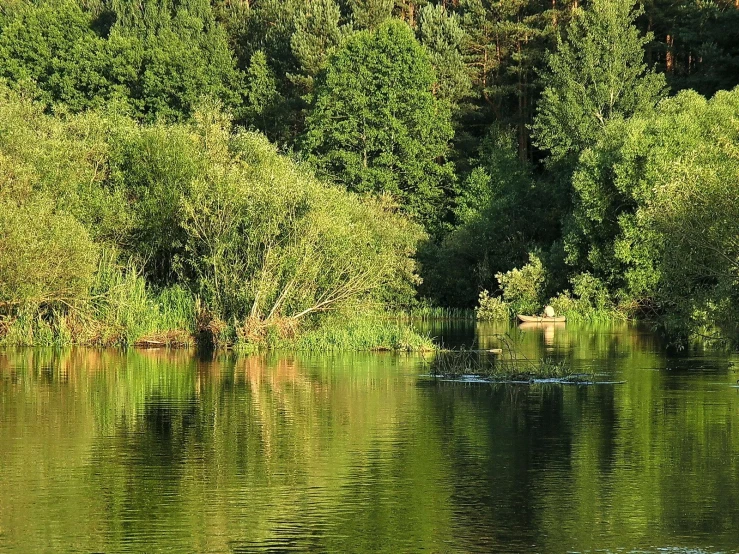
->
[2,322,739,553]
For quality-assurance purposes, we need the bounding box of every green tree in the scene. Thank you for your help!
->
[532,0,666,166]
[0,0,244,121]
[571,88,739,338]
[417,3,471,109]
[346,0,393,29]
[0,1,115,111]
[243,50,283,134]
[303,19,454,231]
[221,0,307,140]
[289,0,349,94]
[176,107,425,322]
[420,126,554,306]
[108,0,244,121]
[641,0,739,98]
[458,0,573,160]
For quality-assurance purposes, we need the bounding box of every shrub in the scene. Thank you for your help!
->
[475,290,510,321]
[0,196,98,308]
[548,272,621,321]
[495,253,546,315]
[179,109,426,326]
[0,86,130,241]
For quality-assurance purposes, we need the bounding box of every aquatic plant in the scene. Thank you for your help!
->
[428,333,580,382]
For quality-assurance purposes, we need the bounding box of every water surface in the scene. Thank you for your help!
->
[2,322,739,552]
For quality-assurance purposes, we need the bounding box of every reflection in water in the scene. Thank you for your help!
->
[1,323,739,553]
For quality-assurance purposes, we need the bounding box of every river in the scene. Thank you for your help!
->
[2,321,739,552]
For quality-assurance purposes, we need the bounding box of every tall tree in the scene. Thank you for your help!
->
[303,19,454,232]
[0,0,244,121]
[641,0,739,98]
[570,88,739,336]
[289,0,350,95]
[532,0,666,166]
[457,0,573,160]
[108,0,244,121]
[417,3,471,109]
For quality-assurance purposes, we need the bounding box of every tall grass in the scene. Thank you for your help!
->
[0,250,196,347]
[394,305,476,321]
[239,313,435,352]
[0,250,437,351]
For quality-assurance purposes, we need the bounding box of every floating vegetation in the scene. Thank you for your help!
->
[426,334,621,385]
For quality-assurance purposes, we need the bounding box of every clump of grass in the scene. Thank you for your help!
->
[395,304,476,321]
[429,350,574,381]
[261,313,435,352]
[0,250,197,348]
[428,333,581,382]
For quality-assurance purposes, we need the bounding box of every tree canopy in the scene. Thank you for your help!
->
[303,20,454,232]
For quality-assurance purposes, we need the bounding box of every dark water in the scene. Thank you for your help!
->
[2,322,739,553]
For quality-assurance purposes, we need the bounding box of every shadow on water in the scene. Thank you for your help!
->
[1,323,739,552]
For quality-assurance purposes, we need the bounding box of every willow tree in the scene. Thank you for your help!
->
[178,110,426,325]
[303,19,454,232]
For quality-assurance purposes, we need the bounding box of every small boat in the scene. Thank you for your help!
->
[517,314,566,323]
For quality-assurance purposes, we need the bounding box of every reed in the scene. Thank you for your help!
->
[428,333,578,381]
[393,306,476,321]
[265,314,435,352]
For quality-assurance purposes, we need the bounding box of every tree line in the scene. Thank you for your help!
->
[1,0,739,346]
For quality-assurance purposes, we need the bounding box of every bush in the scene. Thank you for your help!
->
[548,272,621,321]
[179,109,426,326]
[0,86,130,241]
[0,196,98,308]
[495,253,546,315]
[475,290,510,321]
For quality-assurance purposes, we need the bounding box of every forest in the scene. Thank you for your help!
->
[1,0,738,349]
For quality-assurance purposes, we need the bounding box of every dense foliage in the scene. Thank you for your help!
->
[303,20,454,232]
[0,88,425,348]
[2,0,739,346]
[570,89,739,339]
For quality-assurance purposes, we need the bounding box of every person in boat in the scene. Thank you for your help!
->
[543,305,556,318]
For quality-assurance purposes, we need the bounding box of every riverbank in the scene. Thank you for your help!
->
[0,306,434,352]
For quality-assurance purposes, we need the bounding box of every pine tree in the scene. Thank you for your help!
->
[346,0,393,29]
[417,3,471,109]
[243,50,282,133]
[458,0,575,160]
[641,0,739,97]
[289,0,350,94]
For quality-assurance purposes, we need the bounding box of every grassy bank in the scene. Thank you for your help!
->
[279,316,434,352]
[0,293,434,353]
